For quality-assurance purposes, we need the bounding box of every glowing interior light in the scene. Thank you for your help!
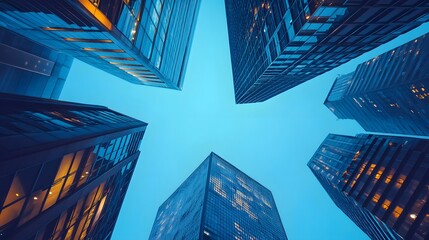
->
[410,214,417,219]
[33,197,38,200]
[15,193,19,197]
[49,191,53,195]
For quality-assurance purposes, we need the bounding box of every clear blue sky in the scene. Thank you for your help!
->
[61,1,429,239]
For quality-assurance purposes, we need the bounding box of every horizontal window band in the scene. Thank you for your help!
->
[82,48,124,52]
[64,38,112,43]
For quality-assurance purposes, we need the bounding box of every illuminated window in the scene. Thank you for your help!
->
[63,38,112,43]
[352,151,360,161]
[20,189,48,224]
[0,198,25,226]
[382,199,391,210]
[375,167,384,179]
[372,193,381,203]
[82,48,124,53]
[395,174,406,188]
[393,206,403,218]
[385,174,393,184]
[366,164,376,175]
[42,27,99,32]
[119,67,149,71]
[350,180,357,188]
[109,62,143,66]
[100,56,135,61]
[210,177,227,198]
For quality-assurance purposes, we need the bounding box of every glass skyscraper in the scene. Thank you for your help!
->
[308,134,429,240]
[0,27,73,99]
[0,93,147,240]
[325,34,429,136]
[149,152,287,240]
[224,0,429,103]
[0,0,200,89]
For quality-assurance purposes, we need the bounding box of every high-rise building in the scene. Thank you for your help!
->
[308,134,429,240]
[0,0,201,89]
[0,27,73,99]
[325,34,429,136]
[149,152,287,240]
[224,0,429,103]
[0,93,147,240]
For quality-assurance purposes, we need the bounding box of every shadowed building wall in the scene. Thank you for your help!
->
[0,27,73,99]
[0,0,201,89]
[224,0,429,103]
[0,93,147,240]
[308,134,429,239]
[325,34,429,136]
[149,152,287,240]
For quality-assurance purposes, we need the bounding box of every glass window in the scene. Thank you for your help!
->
[43,177,64,211]
[0,198,25,227]
[33,159,62,190]
[19,189,48,225]
[55,153,74,181]
[3,165,41,207]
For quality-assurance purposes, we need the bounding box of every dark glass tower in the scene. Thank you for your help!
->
[308,134,429,240]
[325,34,429,136]
[0,93,147,240]
[224,0,429,103]
[0,0,200,89]
[149,152,287,240]
[0,27,73,99]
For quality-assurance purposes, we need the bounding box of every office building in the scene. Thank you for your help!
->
[149,152,287,239]
[325,34,429,136]
[308,134,429,239]
[224,0,429,103]
[0,93,147,240]
[0,27,73,99]
[0,0,201,89]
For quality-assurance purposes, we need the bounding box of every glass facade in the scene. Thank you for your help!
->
[149,153,287,240]
[308,134,429,240]
[325,34,429,136]
[224,0,429,103]
[0,0,201,89]
[0,27,73,99]
[0,93,147,240]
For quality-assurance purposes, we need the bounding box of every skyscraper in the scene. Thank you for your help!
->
[224,0,429,103]
[0,93,147,240]
[325,34,429,136]
[308,134,429,240]
[0,0,201,89]
[149,152,287,240]
[0,27,73,99]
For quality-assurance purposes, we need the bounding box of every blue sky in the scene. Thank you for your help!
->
[61,1,429,239]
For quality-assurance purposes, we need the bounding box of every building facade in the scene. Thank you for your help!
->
[308,134,429,239]
[149,152,287,240]
[0,0,201,89]
[325,34,429,136]
[0,93,147,240]
[0,27,73,99]
[224,0,429,103]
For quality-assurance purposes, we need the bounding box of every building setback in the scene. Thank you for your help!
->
[308,134,429,240]
[224,0,429,103]
[0,93,147,240]
[325,34,429,136]
[149,152,287,240]
[0,0,201,89]
[0,27,73,99]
